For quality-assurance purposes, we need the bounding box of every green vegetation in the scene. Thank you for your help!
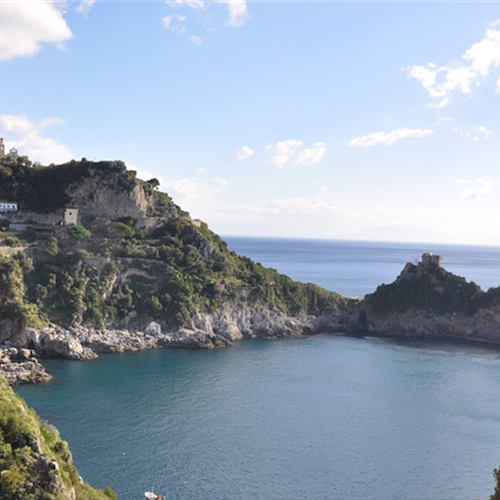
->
[25,216,339,328]
[0,157,133,212]
[0,253,46,329]
[0,378,117,499]
[67,225,91,240]
[0,157,343,331]
[2,235,21,247]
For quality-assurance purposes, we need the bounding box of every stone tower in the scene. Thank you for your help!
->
[421,252,443,268]
[0,138,5,158]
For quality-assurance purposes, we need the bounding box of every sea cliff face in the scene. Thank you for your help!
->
[361,303,500,343]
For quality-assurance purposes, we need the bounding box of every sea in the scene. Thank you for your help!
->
[16,238,500,500]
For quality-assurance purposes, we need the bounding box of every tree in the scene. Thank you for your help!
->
[147,178,160,190]
[68,225,91,240]
[490,468,500,500]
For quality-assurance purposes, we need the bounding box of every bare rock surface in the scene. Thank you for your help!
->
[0,347,52,384]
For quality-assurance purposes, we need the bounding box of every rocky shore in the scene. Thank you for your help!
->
[0,300,356,384]
[362,306,500,344]
[0,347,52,384]
[5,252,500,386]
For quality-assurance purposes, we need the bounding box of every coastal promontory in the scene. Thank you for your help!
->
[3,155,500,384]
[359,252,500,343]
[0,156,353,383]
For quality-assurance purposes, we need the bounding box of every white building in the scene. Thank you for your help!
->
[64,208,79,226]
[0,201,18,212]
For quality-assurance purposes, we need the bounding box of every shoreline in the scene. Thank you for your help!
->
[5,324,500,386]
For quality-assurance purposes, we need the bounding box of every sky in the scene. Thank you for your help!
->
[0,1,500,245]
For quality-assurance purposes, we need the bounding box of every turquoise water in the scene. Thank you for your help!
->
[17,336,500,500]
[15,238,500,500]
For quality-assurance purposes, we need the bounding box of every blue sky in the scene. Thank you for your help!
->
[1,1,500,245]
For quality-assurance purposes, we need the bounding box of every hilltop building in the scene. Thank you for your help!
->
[64,208,79,226]
[7,147,18,159]
[421,252,443,268]
[0,138,27,162]
[0,201,18,213]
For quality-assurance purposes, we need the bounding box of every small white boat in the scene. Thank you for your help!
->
[145,492,166,500]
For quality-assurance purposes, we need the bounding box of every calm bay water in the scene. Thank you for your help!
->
[16,238,500,500]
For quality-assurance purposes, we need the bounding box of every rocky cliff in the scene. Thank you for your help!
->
[0,377,117,499]
[359,252,500,343]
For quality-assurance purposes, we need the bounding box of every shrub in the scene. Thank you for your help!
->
[2,236,21,247]
[68,225,91,240]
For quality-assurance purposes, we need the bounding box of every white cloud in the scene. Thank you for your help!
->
[213,177,230,188]
[0,1,72,62]
[164,0,250,37]
[452,125,492,141]
[455,176,495,201]
[349,128,434,148]
[266,140,302,169]
[164,176,229,207]
[162,15,187,34]
[237,196,344,216]
[408,24,500,106]
[190,35,203,45]
[166,0,204,9]
[0,114,72,164]
[215,0,249,27]
[76,0,97,15]
[236,146,254,160]
[497,75,500,93]
[476,125,492,139]
[266,140,326,169]
[295,142,327,166]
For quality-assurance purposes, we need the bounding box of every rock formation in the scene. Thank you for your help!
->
[358,252,500,343]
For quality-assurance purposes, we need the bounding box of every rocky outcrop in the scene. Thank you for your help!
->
[0,347,51,384]
[358,253,500,343]
[65,169,149,219]
[64,166,178,221]
[361,304,500,343]
[21,327,98,360]
[189,301,351,341]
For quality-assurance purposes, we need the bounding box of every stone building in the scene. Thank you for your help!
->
[421,252,443,268]
[0,138,4,158]
[64,208,79,226]
[7,147,18,159]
